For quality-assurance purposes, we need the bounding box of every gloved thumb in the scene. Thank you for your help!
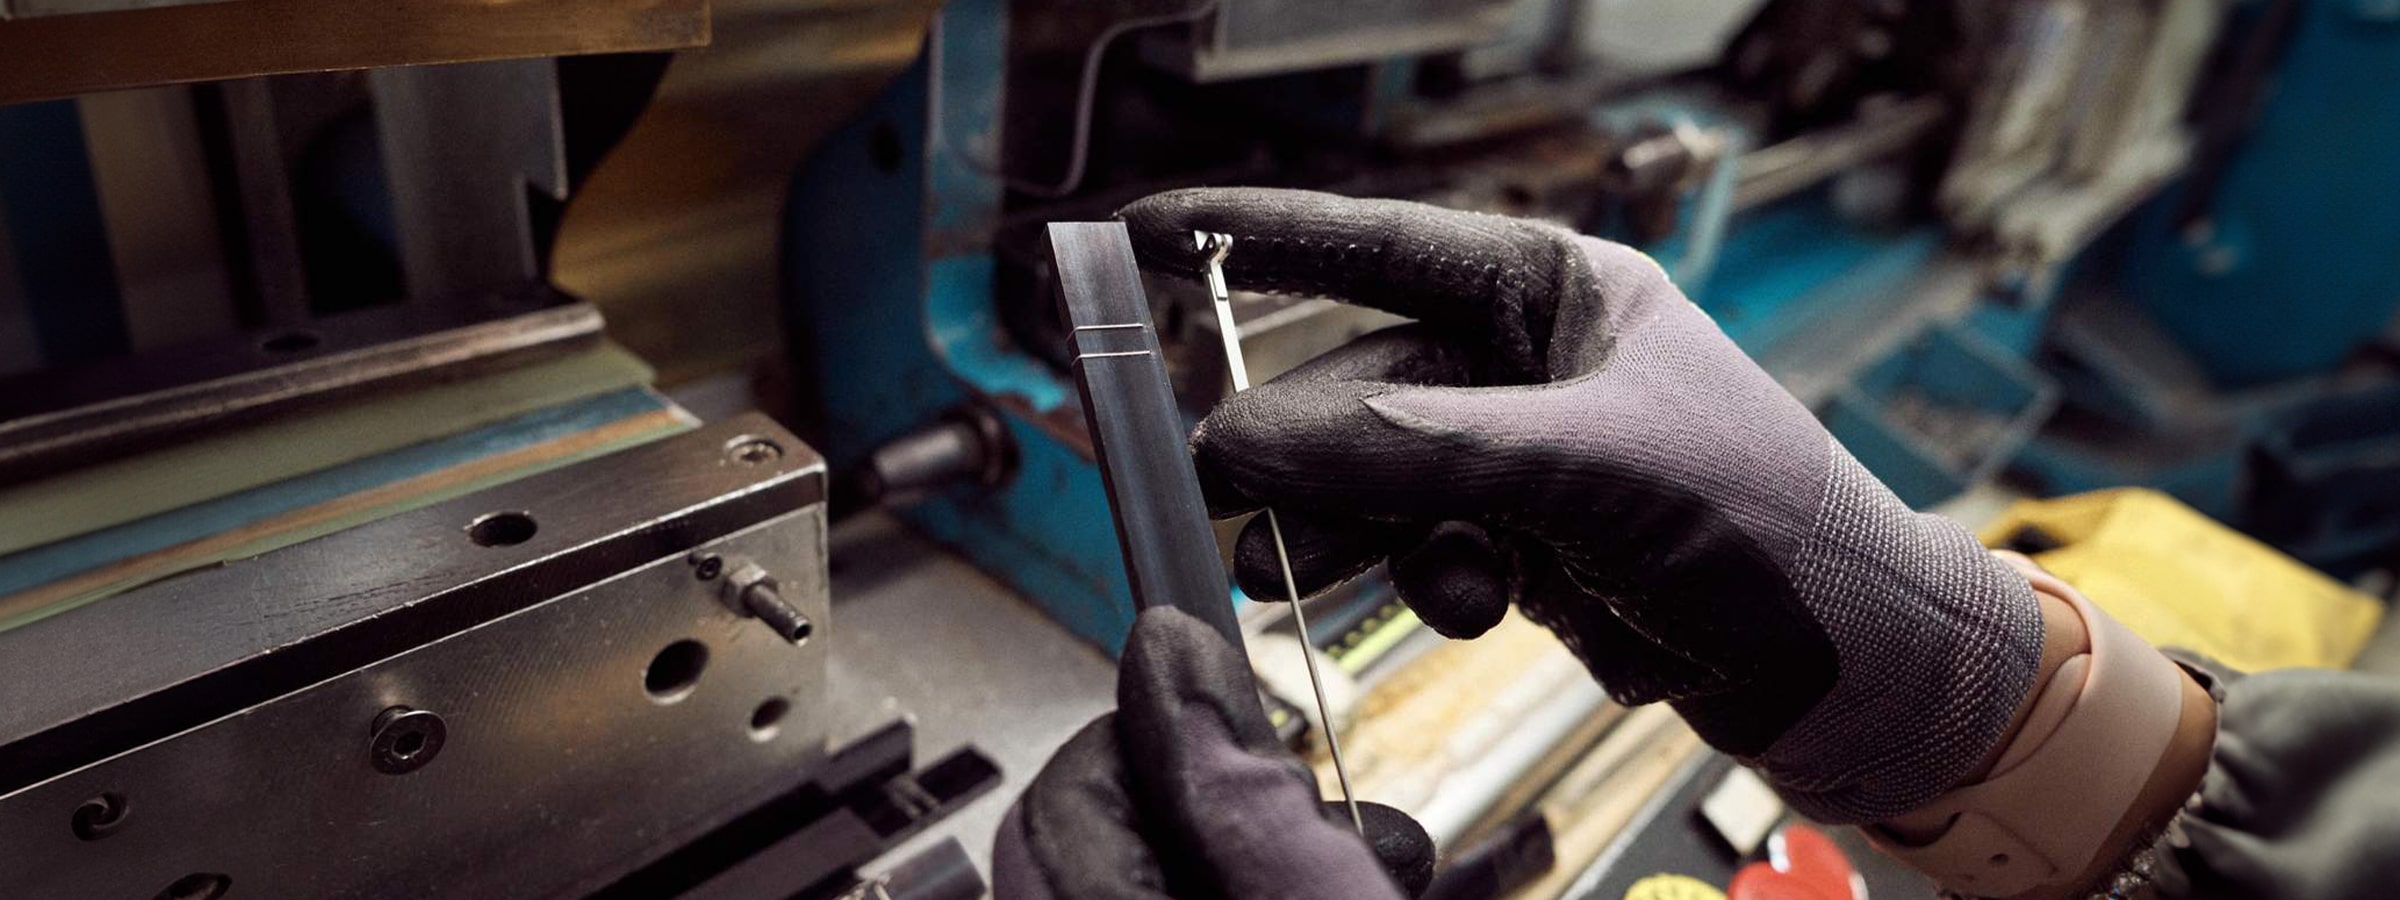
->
[1117,609,1411,899]
[1353,800,1437,897]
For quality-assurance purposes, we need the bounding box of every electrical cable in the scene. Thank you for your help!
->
[930,0,1221,199]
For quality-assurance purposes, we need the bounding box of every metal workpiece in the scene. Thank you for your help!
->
[0,414,833,899]
[0,297,601,487]
[1047,221,1247,651]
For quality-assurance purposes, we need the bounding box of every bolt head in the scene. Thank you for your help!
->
[725,561,776,594]
[369,707,447,775]
[727,437,782,465]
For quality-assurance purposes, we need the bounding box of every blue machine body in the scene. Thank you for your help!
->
[791,0,1150,653]
[2119,0,2400,389]
[2016,0,2400,572]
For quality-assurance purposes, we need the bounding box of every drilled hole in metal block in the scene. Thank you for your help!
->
[645,640,709,703]
[154,873,231,900]
[749,697,790,742]
[258,330,321,354]
[466,511,537,547]
[70,792,127,841]
[725,435,782,465]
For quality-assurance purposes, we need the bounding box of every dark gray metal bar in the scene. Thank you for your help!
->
[1733,96,1948,211]
[216,77,314,326]
[1047,221,1246,650]
[369,58,570,308]
[0,295,599,486]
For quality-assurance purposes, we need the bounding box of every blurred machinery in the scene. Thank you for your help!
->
[8,0,2400,897]
[779,3,2400,889]
[792,0,2400,647]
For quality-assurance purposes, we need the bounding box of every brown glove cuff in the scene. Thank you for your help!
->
[1867,558,2186,897]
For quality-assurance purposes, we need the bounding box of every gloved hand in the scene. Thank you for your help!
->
[1117,188,2045,824]
[993,607,1435,899]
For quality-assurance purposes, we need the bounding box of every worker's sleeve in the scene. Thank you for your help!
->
[2152,652,2400,899]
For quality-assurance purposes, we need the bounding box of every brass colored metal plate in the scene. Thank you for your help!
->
[0,0,709,104]
[550,0,940,384]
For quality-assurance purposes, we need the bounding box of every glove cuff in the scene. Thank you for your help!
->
[1865,568,2187,897]
[1752,446,2047,823]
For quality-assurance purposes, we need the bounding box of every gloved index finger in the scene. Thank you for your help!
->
[1188,324,1478,518]
[1118,606,1283,754]
[1116,188,1577,377]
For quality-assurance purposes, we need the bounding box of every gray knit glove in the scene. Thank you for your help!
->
[1118,188,2044,823]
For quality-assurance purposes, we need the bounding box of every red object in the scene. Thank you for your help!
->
[1727,824,1864,900]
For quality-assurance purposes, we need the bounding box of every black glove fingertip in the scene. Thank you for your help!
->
[1353,801,1437,898]
[1391,522,1513,639]
[1116,188,1221,281]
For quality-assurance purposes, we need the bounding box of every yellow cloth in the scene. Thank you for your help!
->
[1977,488,2383,672]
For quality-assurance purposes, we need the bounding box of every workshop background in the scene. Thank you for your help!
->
[2,0,2397,898]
